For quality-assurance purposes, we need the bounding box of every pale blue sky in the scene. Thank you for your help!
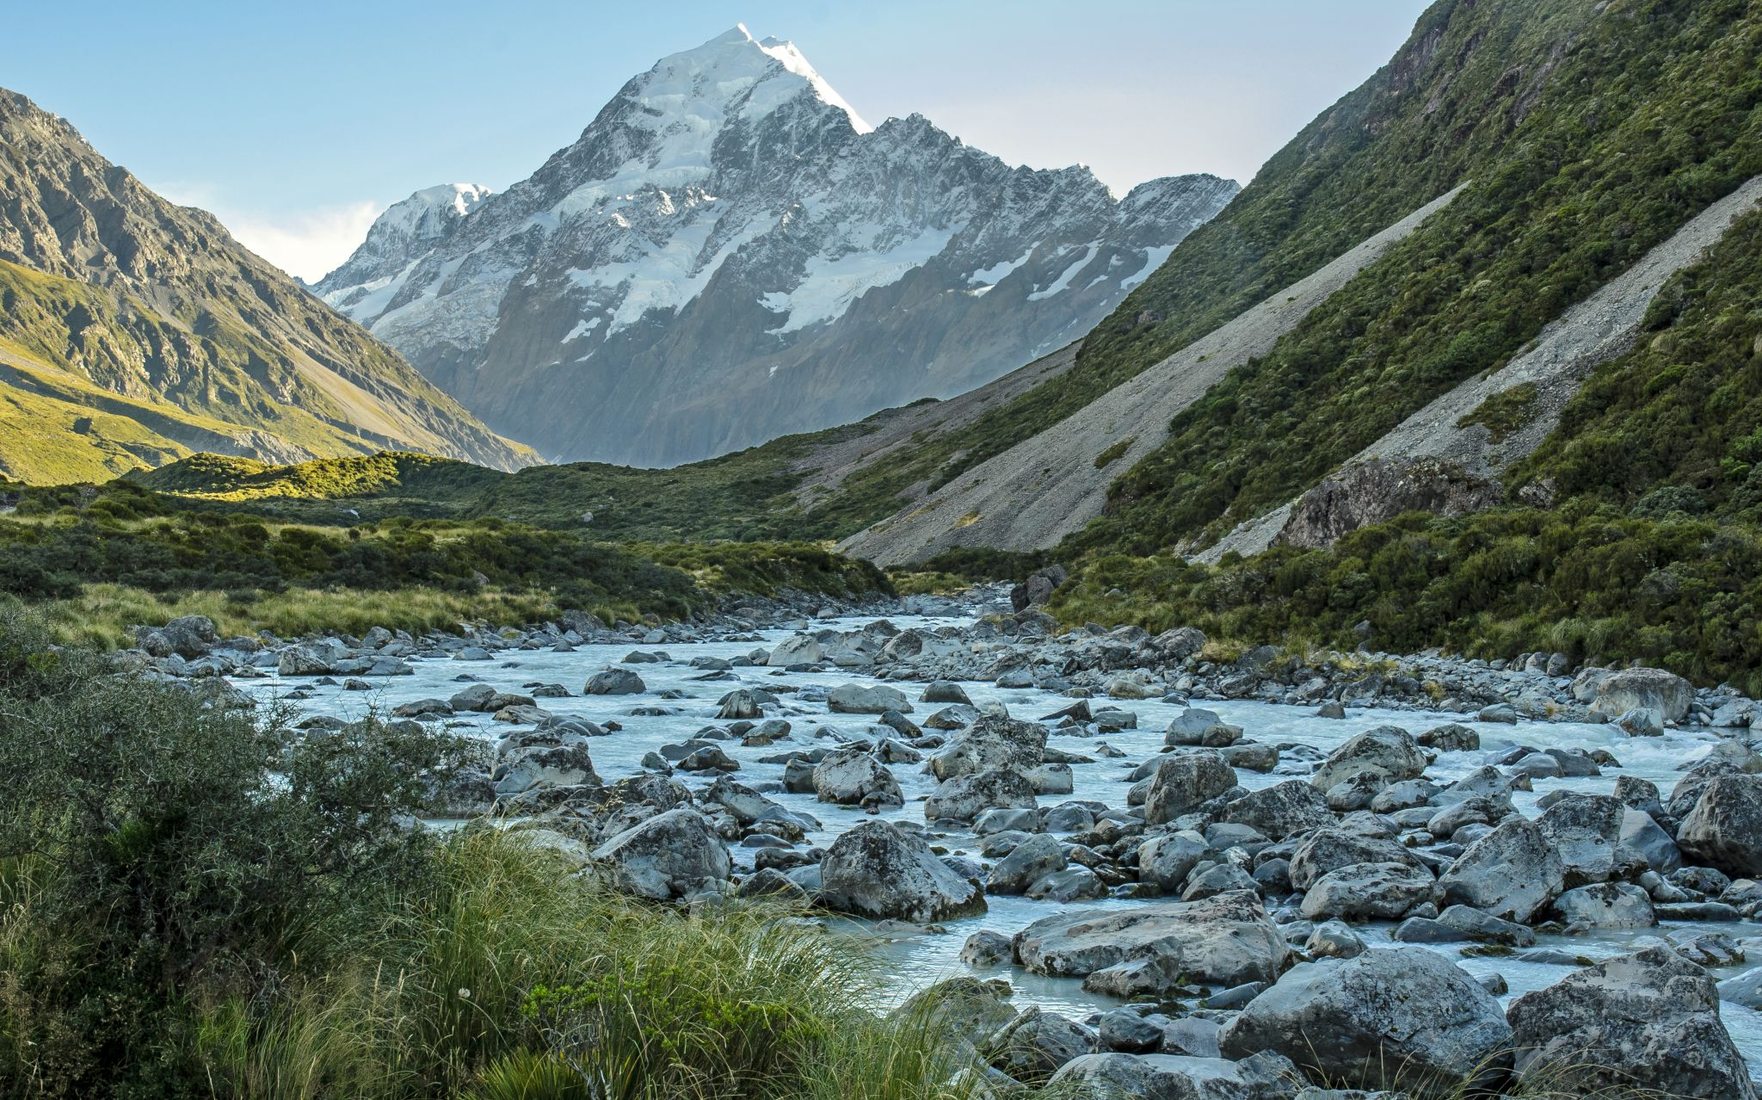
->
[9,1,1429,279]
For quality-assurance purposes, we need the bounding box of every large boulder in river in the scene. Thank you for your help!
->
[492,741,600,796]
[589,807,730,900]
[1143,751,1237,825]
[1223,780,1335,840]
[766,634,824,667]
[812,746,903,809]
[1219,948,1512,1097]
[1677,774,1762,877]
[1309,726,1426,791]
[584,668,646,695]
[927,715,1047,781]
[1437,817,1565,923]
[1048,1051,1297,1099]
[1534,792,1623,886]
[926,769,1037,823]
[1590,667,1693,722]
[1013,891,1288,995]
[1299,862,1436,922]
[818,820,985,922]
[1506,946,1756,1099]
[828,682,912,714]
[1288,828,1423,890]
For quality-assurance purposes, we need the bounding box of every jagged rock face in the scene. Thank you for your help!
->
[1276,457,1502,550]
[0,89,527,476]
[315,26,1238,466]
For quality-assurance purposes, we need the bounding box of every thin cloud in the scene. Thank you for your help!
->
[153,181,382,283]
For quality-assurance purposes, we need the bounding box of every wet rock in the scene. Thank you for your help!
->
[1288,829,1422,890]
[1549,882,1656,929]
[961,929,1013,968]
[1144,751,1238,825]
[928,715,1047,781]
[926,769,1038,823]
[1309,726,1426,791]
[1048,1051,1297,1100]
[493,741,600,796]
[584,668,645,695]
[921,680,972,705]
[1591,667,1693,723]
[1507,945,1756,1099]
[1219,947,1512,1096]
[1417,723,1479,752]
[1392,904,1535,947]
[1300,862,1436,922]
[1138,830,1209,891]
[989,834,1068,894]
[812,746,903,809]
[590,808,731,900]
[1535,793,1623,886]
[1677,774,1762,877]
[1014,891,1289,994]
[818,820,985,922]
[829,683,912,714]
[1438,817,1565,923]
[985,1005,1094,1085]
[1223,781,1335,841]
[1305,920,1366,959]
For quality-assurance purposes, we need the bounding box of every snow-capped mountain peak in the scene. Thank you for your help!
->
[314,29,1239,467]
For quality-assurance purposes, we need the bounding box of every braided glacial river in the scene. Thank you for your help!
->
[226,612,1762,1071]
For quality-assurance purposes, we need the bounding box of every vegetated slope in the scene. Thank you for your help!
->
[838,187,1464,565]
[126,340,1091,541]
[1052,193,1762,690]
[314,26,1236,467]
[842,0,1762,565]
[0,88,531,485]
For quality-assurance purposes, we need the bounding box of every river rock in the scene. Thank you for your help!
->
[767,634,824,667]
[927,715,1047,781]
[921,680,972,704]
[1535,792,1623,886]
[1047,1051,1298,1100]
[1506,945,1756,1099]
[926,769,1037,823]
[984,1005,1094,1085]
[1591,667,1693,723]
[812,746,903,809]
[1223,780,1335,840]
[584,668,645,695]
[1144,751,1238,825]
[1548,882,1656,929]
[1300,862,1436,921]
[989,834,1068,894]
[1309,726,1426,791]
[1138,830,1209,891]
[828,683,912,714]
[1677,774,1762,877]
[1437,817,1565,923]
[1219,948,1512,1096]
[492,741,600,795]
[590,807,731,900]
[1289,828,1422,890]
[1013,891,1289,994]
[818,820,985,922]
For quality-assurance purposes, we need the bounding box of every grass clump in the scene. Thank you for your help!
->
[1457,382,1540,442]
[0,609,1005,1099]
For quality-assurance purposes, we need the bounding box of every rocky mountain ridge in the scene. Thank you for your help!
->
[315,25,1238,466]
[0,89,530,482]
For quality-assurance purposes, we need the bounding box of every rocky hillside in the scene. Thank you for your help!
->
[314,26,1237,467]
[0,89,530,484]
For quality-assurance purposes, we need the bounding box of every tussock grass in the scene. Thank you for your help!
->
[34,583,561,648]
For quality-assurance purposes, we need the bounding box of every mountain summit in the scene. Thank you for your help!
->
[315,27,1237,466]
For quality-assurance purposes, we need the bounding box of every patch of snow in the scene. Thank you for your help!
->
[564,316,603,341]
[761,225,956,334]
[965,248,1034,288]
[1121,244,1177,291]
[1027,244,1099,302]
